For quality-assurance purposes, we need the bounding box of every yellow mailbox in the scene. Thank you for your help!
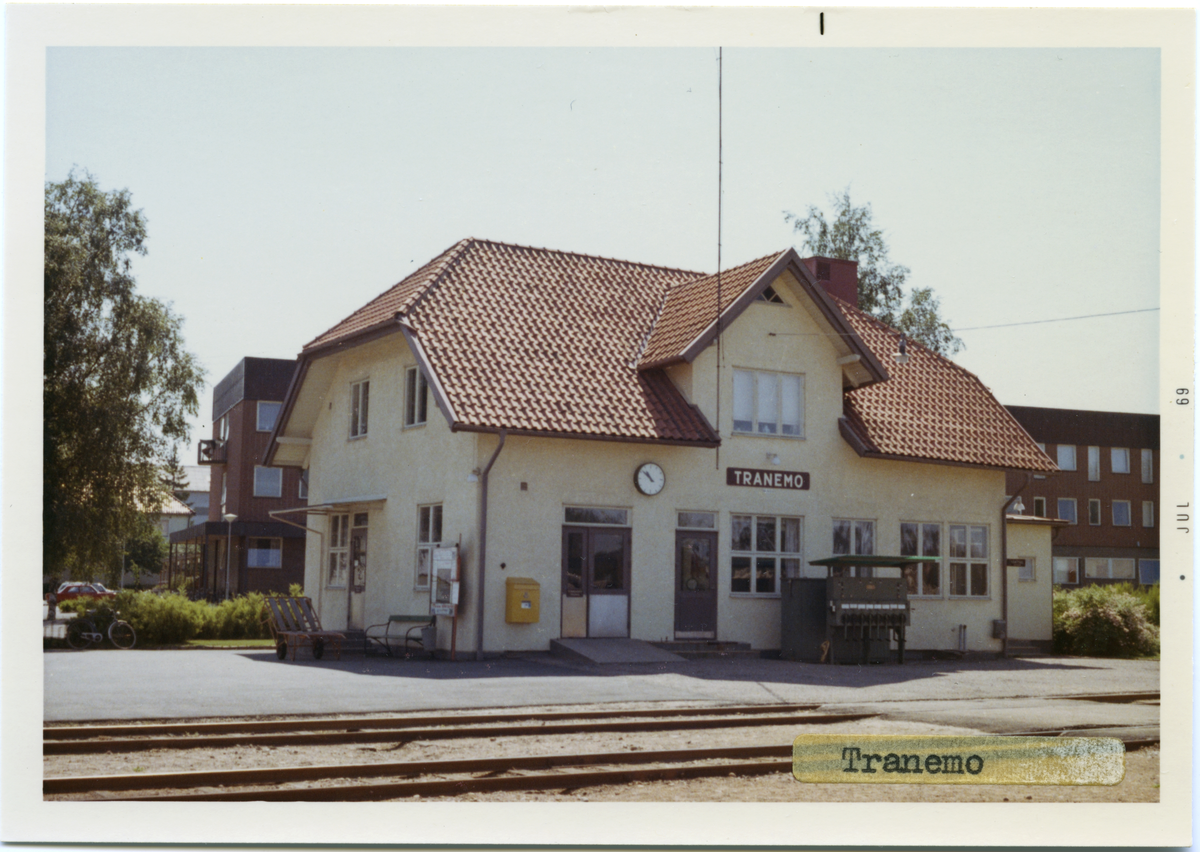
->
[505,577,540,623]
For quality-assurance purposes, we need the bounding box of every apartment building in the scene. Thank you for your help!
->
[1004,406,1159,586]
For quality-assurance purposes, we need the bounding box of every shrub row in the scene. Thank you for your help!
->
[1052,584,1159,658]
[61,586,303,646]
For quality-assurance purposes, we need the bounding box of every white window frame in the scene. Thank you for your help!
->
[415,504,443,590]
[1033,496,1047,518]
[257,400,282,433]
[253,465,282,498]
[298,469,309,500]
[1053,556,1079,585]
[731,368,805,438]
[1087,446,1100,481]
[1056,444,1077,471]
[1112,500,1132,527]
[1057,498,1077,525]
[1085,557,1136,580]
[730,513,802,597]
[327,513,349,588]
[1015,557,1036,583]
[1088,499,1102,526]
[1143,501,1155,528]
[899,522,943,597]
[1111,447,1130,475]
[1141,449,1154,484]
[247,537,282,568]
[404,366,429,428]
[830,518,875,577]
[948,524,989,598]
[350,379,370,439]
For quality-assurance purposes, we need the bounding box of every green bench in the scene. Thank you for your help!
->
[365,614,434,657]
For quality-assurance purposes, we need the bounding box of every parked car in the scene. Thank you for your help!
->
[55,582,117,602]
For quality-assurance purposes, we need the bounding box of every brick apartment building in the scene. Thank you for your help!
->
[1004,406,1159,587]
[167,357,308,598]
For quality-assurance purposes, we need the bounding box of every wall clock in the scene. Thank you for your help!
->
[635,462,666,496]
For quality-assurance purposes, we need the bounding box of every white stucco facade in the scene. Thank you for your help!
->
[288,268,1053,655]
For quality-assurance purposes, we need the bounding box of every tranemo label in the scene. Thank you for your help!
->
[725,467,810,490]
[792,735,1125,785]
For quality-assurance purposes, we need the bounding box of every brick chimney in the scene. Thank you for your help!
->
[801,256,859,306]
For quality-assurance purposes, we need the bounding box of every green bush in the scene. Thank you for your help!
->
[61,590,271,646]
[1053,585,1159,658]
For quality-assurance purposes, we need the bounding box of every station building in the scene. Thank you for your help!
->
[266,239,1059,657]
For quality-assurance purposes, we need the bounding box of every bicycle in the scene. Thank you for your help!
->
[65,611,137,650]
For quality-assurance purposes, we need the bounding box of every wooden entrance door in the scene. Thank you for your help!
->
[674,530,717,639]
[561,526,631,638]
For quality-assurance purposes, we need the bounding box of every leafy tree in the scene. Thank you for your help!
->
[44,171,205,581]
[162,447,189,497]
[115,517,170,589]
[785,189,964,356]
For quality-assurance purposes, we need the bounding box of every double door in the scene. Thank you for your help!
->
[561,526,630,638]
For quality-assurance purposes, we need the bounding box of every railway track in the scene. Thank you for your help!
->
[44,703,867,801]
[43,704,875,755]
[44,693,1160,802]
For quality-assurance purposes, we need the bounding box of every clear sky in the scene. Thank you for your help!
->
[45,46,1162,457]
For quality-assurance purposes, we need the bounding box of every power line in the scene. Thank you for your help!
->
[951,307,1159,333]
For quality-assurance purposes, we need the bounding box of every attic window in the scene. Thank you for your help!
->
[816,261,831,281]
[756,285,785,304]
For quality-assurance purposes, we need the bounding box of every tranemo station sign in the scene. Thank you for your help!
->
[725,467,810,491]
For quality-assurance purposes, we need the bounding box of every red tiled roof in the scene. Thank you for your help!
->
[836,298,1057,472]
[311,238,716,444]
[638,252,784,368]
[301,237,1055,468]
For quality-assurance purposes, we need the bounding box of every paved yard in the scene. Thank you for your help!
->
[44,647,1159,728]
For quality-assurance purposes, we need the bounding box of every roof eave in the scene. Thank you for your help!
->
[838,417,1057,474]
[451,422,721,449]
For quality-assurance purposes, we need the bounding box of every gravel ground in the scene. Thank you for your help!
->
[44,703,1158,803]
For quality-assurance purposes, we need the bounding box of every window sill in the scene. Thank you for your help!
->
[729,592,782,599]
[403,422,428,431]
[348,434,368,442]
[730,431,805,440]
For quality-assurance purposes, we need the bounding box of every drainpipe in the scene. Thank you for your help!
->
[1000,473,1033,658]
[476,429,507,660]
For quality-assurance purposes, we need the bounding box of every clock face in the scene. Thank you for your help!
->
[635,462,666,496]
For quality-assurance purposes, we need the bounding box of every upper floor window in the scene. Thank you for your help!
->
[1143,501,1155,528]
[1032,496,1047,518]
[1088,499,1102,526]
[731,514,801,596]
[257,401,282,432]
[1141,449,1154,483]
[1087,446,1100,481]
[350,380,370,438]
[732,369,804,437]
[253,465,282,498]
[1112,500,1132,527]
[217,414,229,443]
[948,524,988,597]
[1057,498,1077,525]
[298,469,309,500]
[405,366,429,428]
[1056,445,1076,471]
[1111,447,1130,474]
